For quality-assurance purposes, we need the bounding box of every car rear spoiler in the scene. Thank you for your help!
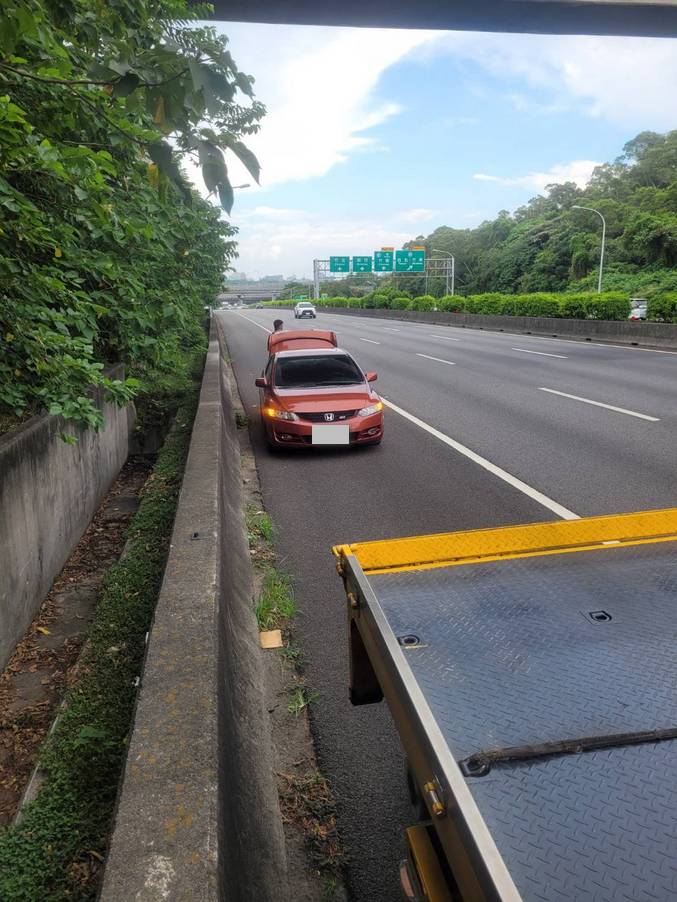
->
[267,329,338,353]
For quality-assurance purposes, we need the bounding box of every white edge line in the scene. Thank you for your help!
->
[512,347,568,359]
[428,334,460,341]
[236,312,272,333]
[359,338,380,344]
[326,311,677,355]
[416,353,456,366]
[538,388,660,422]
[382,397,579,521]
[515,334,677,356]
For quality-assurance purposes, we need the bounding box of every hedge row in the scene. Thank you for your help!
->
[265,291,677,321]
[264,292,632,320]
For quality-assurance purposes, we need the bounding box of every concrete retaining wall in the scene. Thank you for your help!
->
[0,366,133,672]
[101,323,287,901]
[282,306,677,349]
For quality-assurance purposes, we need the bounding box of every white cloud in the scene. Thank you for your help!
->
[396,208,439,224]
[231,207,416,278]
[429,32,677,130]
[473,160,601,192]
[213,23,438,188]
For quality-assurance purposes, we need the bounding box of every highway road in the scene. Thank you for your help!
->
[216,308,677,901]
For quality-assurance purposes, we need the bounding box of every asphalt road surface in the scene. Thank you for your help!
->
[216,308,677,901]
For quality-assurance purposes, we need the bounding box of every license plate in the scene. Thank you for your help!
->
[311,424,350,445]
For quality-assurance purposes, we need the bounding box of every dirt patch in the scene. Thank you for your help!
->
[224,346,347,901]
[0,456,152,825]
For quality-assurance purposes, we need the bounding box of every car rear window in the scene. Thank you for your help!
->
[274,354,363,388]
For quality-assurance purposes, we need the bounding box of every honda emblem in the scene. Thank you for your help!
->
[323,412,335,422]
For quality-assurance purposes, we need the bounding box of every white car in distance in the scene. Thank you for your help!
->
[294,301,317,319]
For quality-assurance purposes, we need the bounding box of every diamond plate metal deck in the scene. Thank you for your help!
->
[369,541,677,901]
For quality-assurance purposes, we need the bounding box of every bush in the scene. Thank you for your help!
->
[347,298,363,308]
[648,292,677,322]
[391,297,412,310]
[438,295,464,313]
[561,291,630,320]
[328,296,349,307]
[511,293,561,317]
[411,295,437,311]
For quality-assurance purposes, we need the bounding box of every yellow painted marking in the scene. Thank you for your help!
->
[333,508,677,574]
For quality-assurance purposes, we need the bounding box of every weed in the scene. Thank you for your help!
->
[287,686,319,716]
[0,380,200,901]
[235,409,248,430]
[277,770,344,879]
[279,643,307,672]
[256,569,295,630]
[246,504,274,546]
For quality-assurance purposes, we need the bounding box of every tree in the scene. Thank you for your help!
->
[0,1,264,430]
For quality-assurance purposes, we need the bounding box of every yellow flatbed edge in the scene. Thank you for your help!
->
[333,507,677,575]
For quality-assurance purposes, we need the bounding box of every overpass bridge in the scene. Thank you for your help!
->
[219,281,313,303]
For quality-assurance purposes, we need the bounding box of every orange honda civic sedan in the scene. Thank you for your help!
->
[255,332,384,449]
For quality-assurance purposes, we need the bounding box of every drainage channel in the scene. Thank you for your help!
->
[0,456,152,826]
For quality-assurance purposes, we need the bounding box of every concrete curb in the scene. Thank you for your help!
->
[101,322,287,901]
[270,306,677,350]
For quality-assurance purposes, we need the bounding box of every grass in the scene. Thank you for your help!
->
[235,409,248,430]
[0,382,200,901]
[255,569,295,631]
[287,686,319,716]
[246,504,274,545]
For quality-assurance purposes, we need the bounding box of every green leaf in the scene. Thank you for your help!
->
[235,72,254,98]
[112,73,140,98]
[224,137,261,185]
[218,181,234,215]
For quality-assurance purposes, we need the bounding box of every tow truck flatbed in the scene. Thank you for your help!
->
[333,509,677,902]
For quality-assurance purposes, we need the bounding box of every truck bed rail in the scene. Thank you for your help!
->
[334,508,677,901]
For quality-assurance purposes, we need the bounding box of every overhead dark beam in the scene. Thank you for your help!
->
[205,0,677,38]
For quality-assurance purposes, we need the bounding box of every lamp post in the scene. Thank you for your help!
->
[572,205,606,294]
[432,248,455,296]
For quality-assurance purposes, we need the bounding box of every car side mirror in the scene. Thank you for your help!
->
[255,377,267,388]
[366,372,378,383]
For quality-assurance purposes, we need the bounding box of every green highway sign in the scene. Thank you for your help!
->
[395,249,426,272]
[352,255,373,273]
[329,256,350,273]
[374,250,394,272]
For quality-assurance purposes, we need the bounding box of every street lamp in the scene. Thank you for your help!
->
[572,205,606,294]
[432,248,455,296]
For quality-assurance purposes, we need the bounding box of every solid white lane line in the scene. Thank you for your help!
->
[428,334,460,341]
[512,347,568,359]
[237,312,272,333]
[416,353,456,366]
[538,388,660,422]
[359,338,380,344]
[516,334,677,356]
[382,397,579,520]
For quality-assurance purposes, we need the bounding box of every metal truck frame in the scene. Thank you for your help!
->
[334,509,677,902]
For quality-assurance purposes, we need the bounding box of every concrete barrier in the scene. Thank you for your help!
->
[0,365,133,672]
[278,306,677,350]
[101,323,287,901]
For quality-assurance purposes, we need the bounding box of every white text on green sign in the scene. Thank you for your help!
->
[352,256,373,273]
[374,251,394,272]
[330,256,350,273]
[395,250,426,272]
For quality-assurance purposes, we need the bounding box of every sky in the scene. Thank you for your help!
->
[189,23,677,279]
